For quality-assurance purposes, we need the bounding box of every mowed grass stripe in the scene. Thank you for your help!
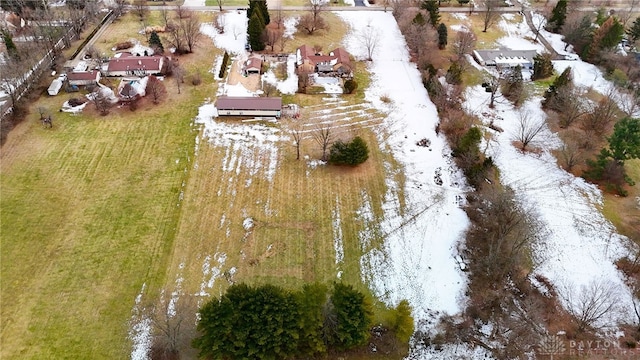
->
[1,91,204,359]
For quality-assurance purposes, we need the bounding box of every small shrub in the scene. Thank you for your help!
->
[380,94,392,103]
[191,72,202,86]
[114,41,134,50]
[329,136,369,166]
[343,79,358,94]
[218,52,230,79]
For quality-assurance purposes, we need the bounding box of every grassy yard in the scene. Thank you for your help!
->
[0,22,220,359]
[603,159,640,242]
[1,9,406,360]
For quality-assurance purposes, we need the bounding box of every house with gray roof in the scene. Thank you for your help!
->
[473,48,539,70]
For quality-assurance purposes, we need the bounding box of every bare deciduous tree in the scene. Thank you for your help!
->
[297,13,327,35]
[359,19,380,61]
[265,28,281,52]
[274,3,284,29]
[279,30,291,52]
[558,132,583,171]
[112,0,127,18]
[563,280,622,332]
[147,75,167,104]
[133,0,148,21]
[556,87,586,128]
[91,88,113,116]
[181,10,202,53]
[452,30,476,57]
[291,122,304,160]
[581,94,618,137]
[313,124,332,161]
[515,109,546,151]
[149,293,197,359]
[297,0,328,35]
[482,0,501,32]
[173,65,185,94]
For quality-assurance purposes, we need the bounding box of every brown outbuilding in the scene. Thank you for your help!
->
[215,96,282,118]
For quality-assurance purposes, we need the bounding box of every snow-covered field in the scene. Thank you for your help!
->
[338,10,470,327]
[463,13,636,328]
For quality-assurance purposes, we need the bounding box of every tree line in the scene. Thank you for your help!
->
[192,282,414,359]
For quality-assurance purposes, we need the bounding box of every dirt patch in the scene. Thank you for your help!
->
[227,58,262,92]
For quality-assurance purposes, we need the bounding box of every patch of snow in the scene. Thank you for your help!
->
[243,217,254,231]
[332,197,345,267]
[198,253,227,298]
[201,11,248,55]
[450,24,470,33]
[464,85,636,327]
[261,55,299,95]
[129,283,151,360]
[219,82,257,97]
[451,13,468,21]
[312,74,343,94]
[497,14,545,52]
[338,8,470,333]
[183,0,205,6]
[194,102,281,187]
[61,100,88,114]
[283,17,299,38]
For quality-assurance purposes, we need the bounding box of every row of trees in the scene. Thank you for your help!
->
[193,283,412,359]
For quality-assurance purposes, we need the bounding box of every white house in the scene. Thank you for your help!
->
[473,49,539,70]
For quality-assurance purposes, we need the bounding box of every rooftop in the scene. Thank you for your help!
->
[215,96,282,111]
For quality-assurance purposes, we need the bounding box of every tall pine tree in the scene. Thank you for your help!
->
[247,11,266,51]
[547,0,567,33]
[1,29,18,59]
[628,17,640,42]
[532,53,553,80]
[148,31,164,53]
[247,0,270,25]
[437,23,448,49]
[421,0,440,27]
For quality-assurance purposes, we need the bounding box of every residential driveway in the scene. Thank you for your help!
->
[227,58,261,92]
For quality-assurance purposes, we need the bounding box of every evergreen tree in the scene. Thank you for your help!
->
[412,12,426,27]
[247,0,270,25]
[1,29,18,59]
[388,300,414,344]
[501,65,524,105]
[531,53,554,80]
[446,61,463,85]
[547,0,567,33]
[543,67,572,109]
[628,17,640,42]
[604,117,640,163]
[586,16,624,61]
[193,283,300,359]
[343,79,358,94]
[296,283,328,356]
[599,16,625,50]
[329,137,369,166]
[148,31,164,53]
[329,283,373,349]
[437,23,448,49]
[420,0,440,27]
[247,11,266,51]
